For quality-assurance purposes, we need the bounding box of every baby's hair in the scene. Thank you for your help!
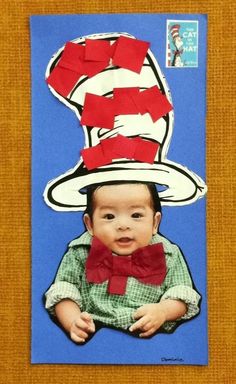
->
[84,181,162,218]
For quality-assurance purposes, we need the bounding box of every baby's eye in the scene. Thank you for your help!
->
[103,213,115,220]
[131,212,143,218]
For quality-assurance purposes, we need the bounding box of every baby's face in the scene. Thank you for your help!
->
[84,184,161,255]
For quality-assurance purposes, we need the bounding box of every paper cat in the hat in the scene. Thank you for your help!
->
[44,32,207,211]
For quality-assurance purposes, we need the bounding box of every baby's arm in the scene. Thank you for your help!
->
[55,299,95,343]
[130,299,186,337]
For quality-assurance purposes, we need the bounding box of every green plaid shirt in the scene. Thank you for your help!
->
[45,232,201,332]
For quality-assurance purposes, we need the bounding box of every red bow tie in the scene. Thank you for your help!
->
[85,237,167,295]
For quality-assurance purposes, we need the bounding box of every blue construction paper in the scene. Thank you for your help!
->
[31,14,208,365]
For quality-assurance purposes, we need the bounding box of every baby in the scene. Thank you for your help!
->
[45,181,201,343]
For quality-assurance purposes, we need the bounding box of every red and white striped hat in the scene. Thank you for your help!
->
[170,24,181,40]
[44,32,206,211]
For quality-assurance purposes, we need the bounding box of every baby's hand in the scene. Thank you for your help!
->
[129,303,166,338]
[70,312,95,343]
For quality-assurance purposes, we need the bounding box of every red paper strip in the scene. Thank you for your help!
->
[111,135,137,158]
[131,86,173,121]
[81,93,115,128]
[59,42,85,69]
[59,41,109,77]
[47,37,152,96]
[81,134,160,169]
[112,36,150,73]
[82,60,109,78]
[146,91,173,122]
[58,59,84,74]
[109,40,118,58]
[85,39,111,62]
[46,65,82,97]
[46,42,85,96]
[131,86,157,114]
[100,137,118,159]
[101,135,137,159]
[133,137,159,164]
[81,144,112,170]
[113,87,140,115]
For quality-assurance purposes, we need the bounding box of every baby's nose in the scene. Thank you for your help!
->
[117,217,130,230]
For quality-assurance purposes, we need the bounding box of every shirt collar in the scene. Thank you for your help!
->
[69,231,92,247]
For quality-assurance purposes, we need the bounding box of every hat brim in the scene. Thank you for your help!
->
[44,159,207,211]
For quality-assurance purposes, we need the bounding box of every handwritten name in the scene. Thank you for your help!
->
[161,357,184,362]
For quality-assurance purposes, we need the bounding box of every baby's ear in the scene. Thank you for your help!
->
[153,212,161,235]
[83,213,94,235]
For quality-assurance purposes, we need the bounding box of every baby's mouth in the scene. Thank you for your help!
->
[116,237,134,244]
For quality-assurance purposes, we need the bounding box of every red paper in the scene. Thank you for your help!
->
[47,38,154,97]
[111,135,137,158]
[59,42,85,71]
[133,137,159,164]
[46,42,85,96]
[85,39,111,62]
[82,60,109,77]
[113,87,140,115]
[81,93,115,128]
[101,135,137,159]
[132,86,173,121]
[112,36,150,73]
[82,135,159,169]
[131,86,156,114]
[146,90,173,122]
[81,144,112,170]
[100,137,119,159]
[109,40,118,58]
[59,41,109,78]
[46,65,81,97]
